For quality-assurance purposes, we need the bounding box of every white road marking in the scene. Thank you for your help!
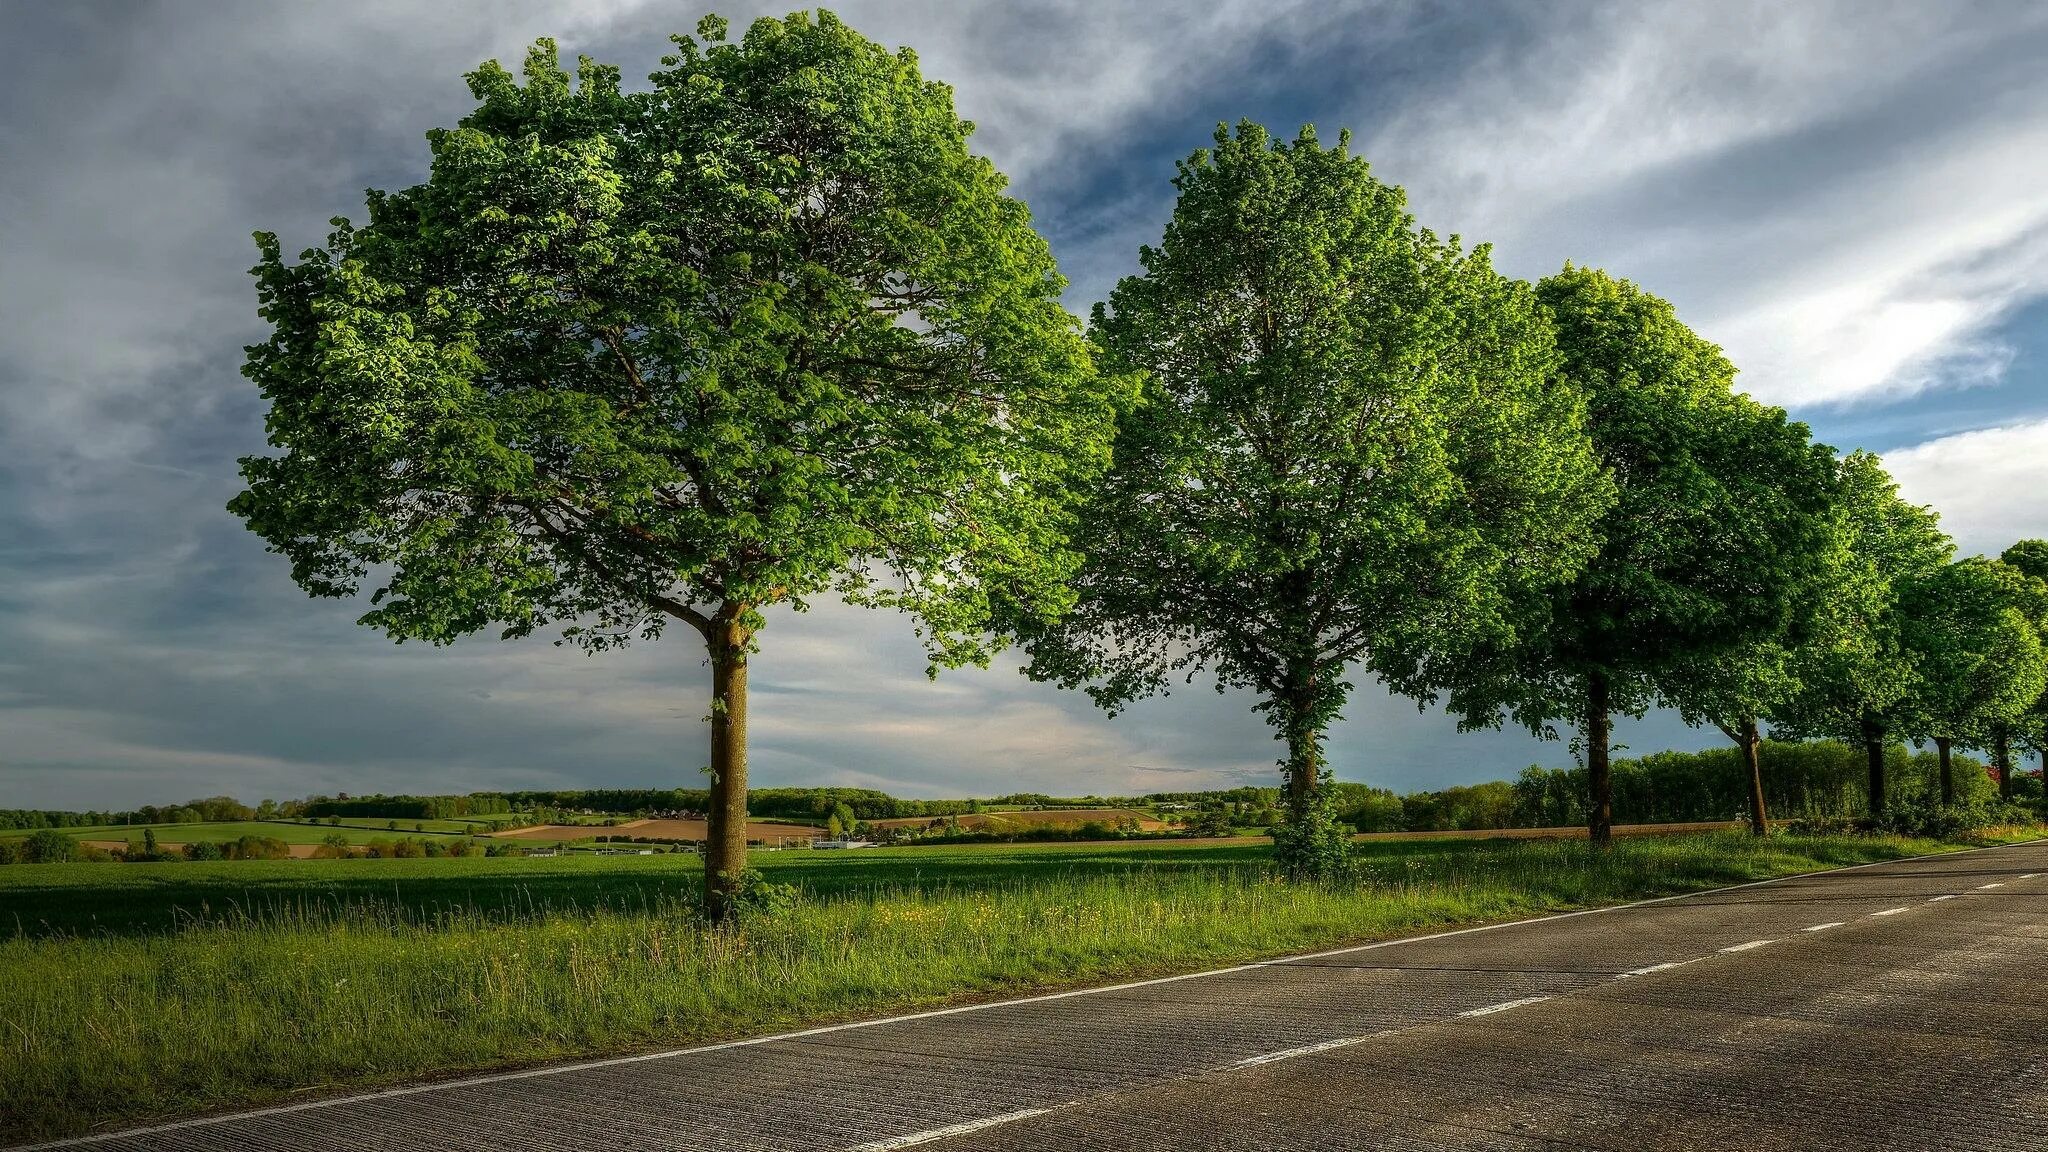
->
[1870,907,1911,917]
[849,1109,1052,1151]
[1929,895,1958,902]
[1977,882,2005,889]
[1802,922,1845,932]
[28,838,2042,1152]
[1233,1032,1386,1067]
[1458,996,1553,1018]
[2022,874,2040,880]
[1619,960,1696,978]
[1719,939,1773,953]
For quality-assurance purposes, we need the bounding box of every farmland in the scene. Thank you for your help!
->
[2,828,2032,1140]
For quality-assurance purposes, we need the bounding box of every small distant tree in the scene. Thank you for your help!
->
[230,16,1117,917]
[1899,558,2048,804]
[23,829,80,864]
[1016,123,1610,878]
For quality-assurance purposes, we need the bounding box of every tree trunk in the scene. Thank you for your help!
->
[1586,671,1613,845]
[1284,724,1319,829]
[1936,736,1954,807]
[703,608,752,921]
[1862,716,1886,819]
[1738,717,1768,836]
[1995,728,2013,801]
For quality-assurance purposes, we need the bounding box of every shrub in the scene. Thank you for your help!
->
[310,834,353,859]
[18,830,80,864]
[183,841,224,862]
[223,836,292,861]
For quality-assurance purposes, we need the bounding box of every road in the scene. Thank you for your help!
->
[33,840,2048,1151]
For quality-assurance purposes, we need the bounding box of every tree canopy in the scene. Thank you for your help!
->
[2001,540,2048,771]
[1014,122,1610,874]
[1899,556,2048,803]
[1771,452,1952,813]
[231,13,1120,915]
[1452,266,1843,842]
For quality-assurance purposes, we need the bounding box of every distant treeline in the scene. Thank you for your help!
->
[13,741,2027,836]
[300,794,515,820]
[0,796,256,830]
[1338,741,2015,833]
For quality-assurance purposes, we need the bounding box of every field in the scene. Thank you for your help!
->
[866,807,1170,833]
[2,828,2033,1142]
[492,817,824,844]
[0,818,492,848]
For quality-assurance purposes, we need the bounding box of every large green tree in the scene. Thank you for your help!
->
[1454,267,1842,843]
[1772,453,1951,815]
[1900,557,2048,805]
[231,14,1118,917]
[1655,395,1844,835]
[1014,123,1610,876]
[2000,540,2048,793]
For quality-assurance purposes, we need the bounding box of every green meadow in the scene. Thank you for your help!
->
[2,830,2028,1141]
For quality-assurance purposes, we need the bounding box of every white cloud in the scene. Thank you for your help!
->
[1359,0,2048,409]
[1884,418,2048,557]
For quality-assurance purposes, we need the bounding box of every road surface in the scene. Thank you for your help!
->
[32,840,2048,1151]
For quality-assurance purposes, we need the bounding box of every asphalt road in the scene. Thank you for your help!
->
[34,840,2048,1152]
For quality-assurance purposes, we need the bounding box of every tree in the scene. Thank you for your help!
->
[2000,540,2048,793]
[1453,267,1842,843]
[1015,123,1610,877]
[1900,557,2048,805]
[1772,453,1951,816]
[1656,395,1843,835]
[231,15,1117,918]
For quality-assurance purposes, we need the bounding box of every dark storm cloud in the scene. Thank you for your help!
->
[2,0,2045,809]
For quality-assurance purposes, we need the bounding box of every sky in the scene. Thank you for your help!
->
[4,1,2048,811]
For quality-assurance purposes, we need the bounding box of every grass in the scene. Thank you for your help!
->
[0,829,2030,1142]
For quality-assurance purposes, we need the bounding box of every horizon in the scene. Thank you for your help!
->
[6,1,2048,811]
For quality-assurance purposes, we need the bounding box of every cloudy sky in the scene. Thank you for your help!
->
[5,1,2048,811]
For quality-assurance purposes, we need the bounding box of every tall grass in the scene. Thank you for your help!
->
[0,831,2015,1142]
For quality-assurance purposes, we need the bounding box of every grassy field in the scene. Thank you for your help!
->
[0,818,493,846]
[0,830,2030,1141]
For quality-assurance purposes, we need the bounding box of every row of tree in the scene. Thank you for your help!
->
[229,12,2045,912]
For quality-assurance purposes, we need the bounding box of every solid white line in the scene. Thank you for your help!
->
[848,1109,1051,1151]
[1457,995,1552,1018]
[1718,939,1773,953]
[1232,1032,1385,1067]
[1929,895,1958,902]
[1978,882,2005,889]
[1802,922,1845,932]
[26,837,2041,1151]
[1870,907,1911,917]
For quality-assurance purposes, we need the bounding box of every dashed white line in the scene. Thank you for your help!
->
[1233,1033,1385,1067]
[1619,960,1696,978]
[1929,895,1958,902]
[1458,996,1552,1018]
[1977,882,2005,890]
[1719,939,1773,953]
[1870,907,1911,917]
[849,1109,1052,1151]
[2021,874,2040,880]
[1802,922,1845,932]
